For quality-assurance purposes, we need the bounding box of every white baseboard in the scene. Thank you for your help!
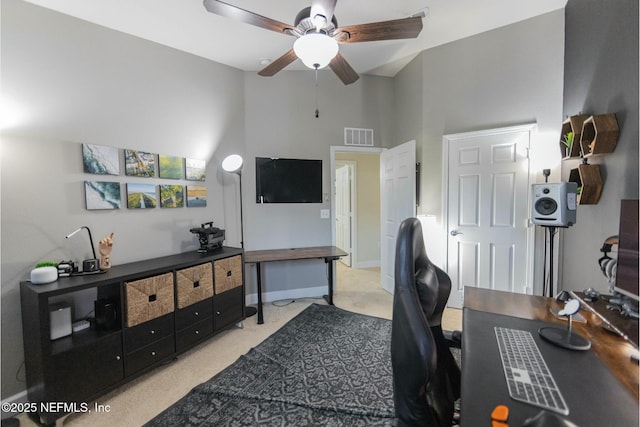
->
[1,389,28,418]
[245,286,328,305]
[353,260,380,269]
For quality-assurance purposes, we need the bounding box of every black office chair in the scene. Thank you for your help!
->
[391,217,461,427]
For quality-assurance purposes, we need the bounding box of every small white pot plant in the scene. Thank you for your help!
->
[30,261,59,285]
[562,131,574,157]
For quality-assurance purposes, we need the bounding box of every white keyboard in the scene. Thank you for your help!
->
[494,327,569,415]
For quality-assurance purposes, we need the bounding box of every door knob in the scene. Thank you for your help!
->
[450,230,463,236]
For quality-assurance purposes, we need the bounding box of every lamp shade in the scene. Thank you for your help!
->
[293,33,339,69]
[222,154,243,173]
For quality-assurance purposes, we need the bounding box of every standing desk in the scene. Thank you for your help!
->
[244,246,347,324]
[461,287,638,426]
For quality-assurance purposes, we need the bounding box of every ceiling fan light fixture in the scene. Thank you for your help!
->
[293,32,338,69]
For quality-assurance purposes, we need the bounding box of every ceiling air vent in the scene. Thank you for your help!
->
[344,128,374,147]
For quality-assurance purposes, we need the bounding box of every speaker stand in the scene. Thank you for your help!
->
[543,226,557,298]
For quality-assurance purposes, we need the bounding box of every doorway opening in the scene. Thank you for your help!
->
[330,146,383,295]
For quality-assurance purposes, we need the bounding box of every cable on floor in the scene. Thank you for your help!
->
[270,296,325,307]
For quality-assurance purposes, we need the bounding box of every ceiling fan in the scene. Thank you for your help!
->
[203,0,424,85]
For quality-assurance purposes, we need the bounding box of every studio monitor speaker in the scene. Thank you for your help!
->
[531,182,577,227]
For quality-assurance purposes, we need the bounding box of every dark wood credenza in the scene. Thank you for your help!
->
[20,247,245,426]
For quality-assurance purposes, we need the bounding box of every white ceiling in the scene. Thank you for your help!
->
[23,0,567,77]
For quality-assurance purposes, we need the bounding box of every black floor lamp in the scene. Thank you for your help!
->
[222,154,257,318]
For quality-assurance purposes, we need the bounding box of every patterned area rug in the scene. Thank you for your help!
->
[146,304,397,426]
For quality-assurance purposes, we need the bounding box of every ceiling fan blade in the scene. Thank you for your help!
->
[329,53,360,85]
[203,0,293,34]
[310,0,337,25]
[336,16,423,43]
[258,49,298,77]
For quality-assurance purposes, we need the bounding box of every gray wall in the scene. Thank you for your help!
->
[2,0,600,404]
[393,57,424,161]
[394,10,566,294]
[240,72,394,297]
[0,0,395,400]
[560,0,639,292]
[0,0,245,399]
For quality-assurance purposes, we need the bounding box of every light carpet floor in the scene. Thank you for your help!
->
[17,264,461,426]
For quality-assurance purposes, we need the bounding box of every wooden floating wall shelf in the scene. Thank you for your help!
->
[579,113,619,158]
[569,163,603,205]
[559,112,618,205]
[560,114,589,159]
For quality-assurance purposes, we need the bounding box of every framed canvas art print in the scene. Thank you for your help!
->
[126,183,157,209]
[85,181,121,210]
[125,149,156,177]
[160,185,184,208]
[186,185,207,207]
[83,144,120,175]
[185,158,206,181]
[159,154,184,179]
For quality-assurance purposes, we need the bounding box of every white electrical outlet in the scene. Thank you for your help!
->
[320,209,330,219]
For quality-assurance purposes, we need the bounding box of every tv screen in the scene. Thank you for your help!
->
[614,199,639,301]
[255,157,322,203]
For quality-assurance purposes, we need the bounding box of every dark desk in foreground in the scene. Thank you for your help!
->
[244,246,347,324]
[461,288,638,426]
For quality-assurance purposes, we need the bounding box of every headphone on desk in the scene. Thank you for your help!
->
[598,235,619,283]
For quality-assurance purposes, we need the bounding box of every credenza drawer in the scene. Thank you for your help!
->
[124,272,175,327]
[124,313,174,353]
[213,286,243,331]
[175,298,213,331]
[124,335,175,377]
[176,262,213,309]
[214,255,243,294]
[176,318,213,352]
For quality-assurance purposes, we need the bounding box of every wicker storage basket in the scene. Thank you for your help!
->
[124,272,175,327]
[176,262,213,309]
[214,255,243,294]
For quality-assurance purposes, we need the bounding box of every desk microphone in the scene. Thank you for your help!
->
[539,299,591,351]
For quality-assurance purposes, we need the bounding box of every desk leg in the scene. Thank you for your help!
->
[322,258,335,306]
[256,262,264,324]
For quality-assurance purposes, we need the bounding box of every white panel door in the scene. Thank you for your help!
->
[445,125,534,308]
[335,163,352,267]
[380,140,416,294]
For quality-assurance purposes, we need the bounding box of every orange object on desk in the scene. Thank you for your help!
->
[491,404,509,422]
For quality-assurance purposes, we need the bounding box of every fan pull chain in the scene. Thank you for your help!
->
[314,65,319,118]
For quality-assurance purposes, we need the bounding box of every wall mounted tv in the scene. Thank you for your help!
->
[255,157,322,203]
